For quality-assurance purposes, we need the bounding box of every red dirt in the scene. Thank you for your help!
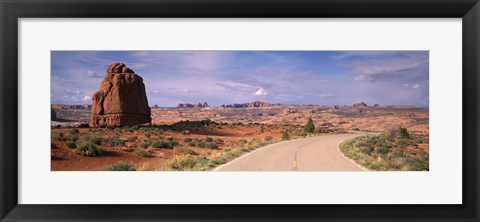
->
[51,124,298,171]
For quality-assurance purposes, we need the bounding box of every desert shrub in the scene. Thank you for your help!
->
[78,123,89,128]
[375,146,389,155]
[183,137,193,143]
[114,128,122,133]
[358,145,373,154]
[52,132,64,140]
[195,138,203,142]
[208,156,227,166]
[150,140,163,148]
[238,139,248,145]
[69,128,79,134]
[106,161,136,171]
[175,146,198,155]
[167,137,176,141]
[399,127,410,139]
[151,140,176,149]
[264,136,273,141]
[205,142,219,149]
[216,138,224,143]
[106,125,115,130]
[145,133,151,138]
[140,141,150,149]
[205,137,213,142]
[75,142,102,156]
[396,139,416,148]
[66,134,79,142]
[304,117,315,133]
[340,133,429,171]
[182,130,191,135]
[130,125,140,131]
[107,137,126,147]
[127,136,138,142]
[66,141,76,149]
[389,148,405,159]
[282,130,290,140]
[188,142,196,147]
[352,128,360,131]
[156,128,165,134]
[200,119,213,126]
[133,149,148,157]
[81,134,103,145]
[197,141,206,148]
[169,157,198,171]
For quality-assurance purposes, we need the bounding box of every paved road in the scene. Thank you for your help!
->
[214,133,366,171]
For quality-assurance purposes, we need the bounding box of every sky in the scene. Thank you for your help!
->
[51,51,429,107]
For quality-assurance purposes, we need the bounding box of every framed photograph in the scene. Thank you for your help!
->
[1,0,479,221]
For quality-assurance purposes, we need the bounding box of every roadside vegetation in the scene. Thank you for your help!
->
[158,138,280,171]
[339,127,429,171]
[304,117,315,133]
[106,161,136,171]
[51,118,351,170]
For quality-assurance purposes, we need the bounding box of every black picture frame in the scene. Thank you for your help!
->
[1,0,479,221]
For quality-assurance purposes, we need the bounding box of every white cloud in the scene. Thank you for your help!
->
[84,71,102,78]
[182,51,234,72]
[355,75,370,81]
[403,83,421,90]
[255,88,268,96]
[81,96,91,101]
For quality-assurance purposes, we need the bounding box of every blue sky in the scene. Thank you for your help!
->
[51,51,429,107]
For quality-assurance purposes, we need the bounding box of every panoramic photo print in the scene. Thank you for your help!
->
[51,51,429,171]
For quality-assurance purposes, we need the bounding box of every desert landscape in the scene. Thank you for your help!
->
[51,100,428,171]
[51,51,429,171]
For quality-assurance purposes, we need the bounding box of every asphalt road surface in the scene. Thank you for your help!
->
[214,133,366,171]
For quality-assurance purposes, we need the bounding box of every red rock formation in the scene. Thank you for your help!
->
[221,101,279,108]
[352,102,368,108]
[177,102,209,108]
[90,63,151,126]
[51,108,58,121]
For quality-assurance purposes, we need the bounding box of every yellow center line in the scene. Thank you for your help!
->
[293,138,320,171]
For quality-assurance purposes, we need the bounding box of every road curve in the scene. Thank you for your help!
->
[214,133,366,171]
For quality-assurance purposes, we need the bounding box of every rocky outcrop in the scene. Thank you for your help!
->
[353,102,367,108]
[177,102,209,108]
[51,108,58,121]
[320,122,334,127]
[90,63,151,126]
[221,101,279,108]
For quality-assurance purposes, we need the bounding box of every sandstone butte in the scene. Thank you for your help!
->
[90,63,151,127]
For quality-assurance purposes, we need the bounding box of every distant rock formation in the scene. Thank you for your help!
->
[221,101,279,108]
[51,108,58,121]
[90,63,151,127]
[177,102,209,108]
[320,122,334,127]
[352,102,367,108]
[51,104,92,110]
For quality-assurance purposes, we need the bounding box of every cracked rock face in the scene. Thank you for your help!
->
[90,63,151,127]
